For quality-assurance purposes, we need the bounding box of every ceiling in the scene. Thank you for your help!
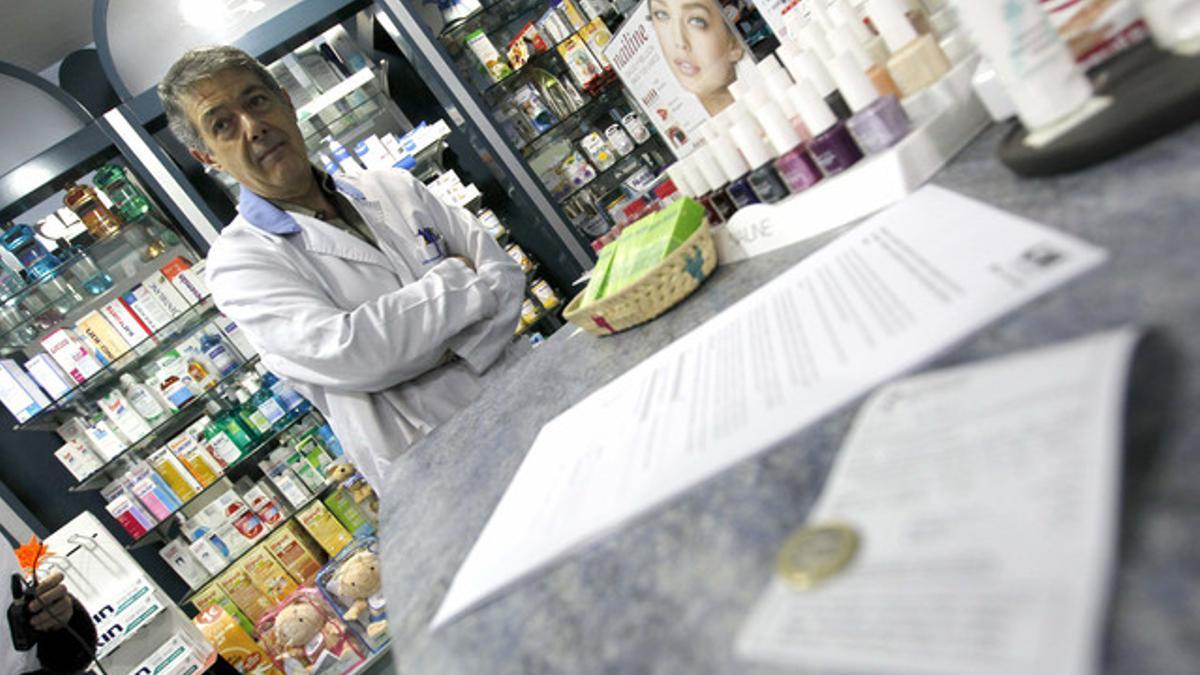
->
[0,0,96,75]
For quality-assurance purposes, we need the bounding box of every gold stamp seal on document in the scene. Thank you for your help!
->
[775,523,860,590]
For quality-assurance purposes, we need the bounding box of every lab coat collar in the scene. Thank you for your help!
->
[236,171,369,236]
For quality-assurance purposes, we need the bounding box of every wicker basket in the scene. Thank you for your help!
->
[564,223,718,336]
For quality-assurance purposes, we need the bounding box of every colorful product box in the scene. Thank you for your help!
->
[130,634,207,675]
[120,285,175,332]
[160,538,211,588]
[192,606,280,675]
[0,359,51,423]
[53,439,103,481]
[101,298,153,345]
[148,447,204,502]
[39,329,104,383]
[22,354,73,399]
[75,310,132,362]
[167,431,222,487]
[323,487,374,539]
[216,567,277,623]
[263,522,325,584]
[189,537,228,575]
[160,257,210,305]
[106,494,155,539]
[143,270,193,315]
[130,475,179,521]
[190,585,257,636]
[296,501,353,557]
[238,549,299,603]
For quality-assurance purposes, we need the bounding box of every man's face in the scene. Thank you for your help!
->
[183,68,311,200]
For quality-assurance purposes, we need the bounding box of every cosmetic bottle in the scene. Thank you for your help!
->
[1133,0,1200,54]
[788,80,864,176]
[826,19,901,98]
[753,100,824,194]
[675,157,719,225]
[776,38,853,120]
[727,115,791,204]
[828,52,912,153]
[830,0,890,64]
[703,122,760,209]
[866,0,951,98]
[755,55,813,141]
[120,374,167,427]
[232,386,273,440]
[952,0,1094,131]
[691,145,739,223]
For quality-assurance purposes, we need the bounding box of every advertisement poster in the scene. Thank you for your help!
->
[605,0,755,158]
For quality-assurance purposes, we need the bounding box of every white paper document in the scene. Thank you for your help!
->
[432,185,1109,628]
[736,327,1139,675]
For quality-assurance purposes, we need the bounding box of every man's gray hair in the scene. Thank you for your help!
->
[158,45,284,151]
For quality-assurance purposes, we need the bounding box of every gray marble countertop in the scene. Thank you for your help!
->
[379,120,1200,674]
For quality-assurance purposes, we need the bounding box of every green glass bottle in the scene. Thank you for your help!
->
[92,164,151,223]
[233,385,273,440]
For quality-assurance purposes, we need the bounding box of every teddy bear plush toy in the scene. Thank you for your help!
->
[326,464,379,522]
[272,601,340,670]
[330,550,389,639]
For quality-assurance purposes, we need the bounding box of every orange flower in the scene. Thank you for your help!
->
[13,535,51,574]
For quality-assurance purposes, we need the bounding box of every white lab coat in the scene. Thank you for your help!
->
[205,168,525,488]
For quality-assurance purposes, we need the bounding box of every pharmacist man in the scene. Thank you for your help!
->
[159,46,524,489]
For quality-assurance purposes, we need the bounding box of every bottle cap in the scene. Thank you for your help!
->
[830,0,875,47]
[800,20,836,62]
[692,145,729,189]
[709,126,751,182]
[754,100,802,155]
[828,22,876,69]
[756,53,787,79]
[808,0,836,32]
[827,52,879,113]
[788,80,837,136]
[728,78,750,103]
[867,0,918,53]
[763,68,799,118]
[729,118,775,168]
[788,48,836,96]
[665,163,694,197]
[681,154,713,194]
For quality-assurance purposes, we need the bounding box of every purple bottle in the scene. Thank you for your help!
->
[753,100,824,194]
[788,80,863,177]
[828,52,912,154]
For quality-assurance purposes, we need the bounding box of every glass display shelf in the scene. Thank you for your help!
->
[558,139,659,203]
[0,213,169,309]
[300,81,393,148]
[176,479,338,604]
[352,644,392,672]
[438,0,536,43]
[481,37,578,100]
[13,296,221,430]
[69,356,263,492]
[517,81,624,157]
[126,410,316,549]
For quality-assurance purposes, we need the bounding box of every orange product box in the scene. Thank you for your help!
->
[238,549,298,604]
[263,522,325,584]
[217,566,277,624]
[193,605,281,675]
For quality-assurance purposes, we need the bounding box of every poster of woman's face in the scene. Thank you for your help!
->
[648,0,745,117]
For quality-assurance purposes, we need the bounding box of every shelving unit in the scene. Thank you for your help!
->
[426,0,674,243]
